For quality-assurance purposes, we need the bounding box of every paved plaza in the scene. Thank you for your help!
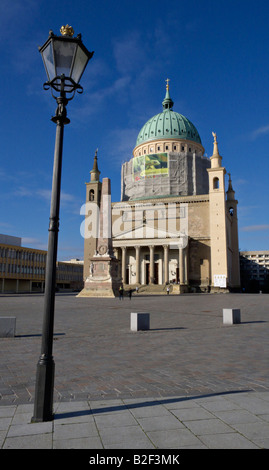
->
[0,292,269,449]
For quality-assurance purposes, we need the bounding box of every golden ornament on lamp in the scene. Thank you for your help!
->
[60,25,74,37]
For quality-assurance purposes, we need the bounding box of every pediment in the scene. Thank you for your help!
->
[113,222,180,240]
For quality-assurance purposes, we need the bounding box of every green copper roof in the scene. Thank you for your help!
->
[135,84,201,147]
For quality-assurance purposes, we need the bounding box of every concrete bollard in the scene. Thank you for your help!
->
[131,313,150,331]
[0,317,16,337]
[223,308,241,325]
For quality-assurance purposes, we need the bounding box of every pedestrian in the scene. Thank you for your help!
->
[119,285,123,300]
[166,286,170,295]
[128,289,132,300]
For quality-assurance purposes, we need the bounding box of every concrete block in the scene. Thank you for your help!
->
[131,313,150,331]
[223,309,241,325]
[0,317,16,337]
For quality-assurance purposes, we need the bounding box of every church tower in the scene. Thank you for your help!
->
[83,150,102,281]
[207,133,228,289]
[226,173,240,288]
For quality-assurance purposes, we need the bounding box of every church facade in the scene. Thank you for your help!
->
[81,82,240,295]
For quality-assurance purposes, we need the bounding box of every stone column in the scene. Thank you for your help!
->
[135,246,140,284]
[163,245,169,284]
[149,245,155,284]
[179,247,184,285]
[122,247,126,284]
[184,243,189,285]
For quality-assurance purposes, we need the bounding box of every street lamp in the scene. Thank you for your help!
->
[32,26,94,422]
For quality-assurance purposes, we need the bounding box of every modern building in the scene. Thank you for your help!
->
[240,251,269,292]
[0,238,47,293]
[81,82,241,294]
[0,236,83,293]
[56,260,84,291]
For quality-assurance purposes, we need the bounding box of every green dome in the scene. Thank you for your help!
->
[135,86,202,147]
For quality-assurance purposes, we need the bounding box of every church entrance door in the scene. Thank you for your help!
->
[154,263,159,284]
[146,263,150,284]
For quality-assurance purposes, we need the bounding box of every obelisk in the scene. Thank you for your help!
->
[78,177,121,297]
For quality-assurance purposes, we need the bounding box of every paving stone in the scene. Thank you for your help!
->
[212,409,264,425]
[7,421,53,438]
[128,404,171,419]
[53,421,99,440]
[53,436,103,449]
[231,421,269,441]
[95,411,137,428]
[136,414,185,432]
[147,428,202,448]
[184,418,233,435]
[0,406,16,418]
[170,407,214,421]
[199,432,259,449]
[3,433,52,449]
[98,424,150,447]
[0,417,12,431]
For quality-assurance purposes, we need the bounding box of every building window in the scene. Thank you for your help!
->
[213,177,219,189]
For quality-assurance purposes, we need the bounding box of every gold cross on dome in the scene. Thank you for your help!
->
[165,78,170,90]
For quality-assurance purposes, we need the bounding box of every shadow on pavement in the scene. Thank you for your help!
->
[54,389,252,420]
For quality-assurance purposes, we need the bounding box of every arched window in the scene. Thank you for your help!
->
[89,189,94,201]
[213,177,219,189]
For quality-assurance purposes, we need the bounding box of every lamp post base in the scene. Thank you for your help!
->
[31,356,55,422]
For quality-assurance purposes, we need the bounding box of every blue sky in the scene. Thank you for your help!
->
[1,0,269,260]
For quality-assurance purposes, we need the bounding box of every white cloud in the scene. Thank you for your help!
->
[241,224,269,232]
[250,124,269,140]
[105,127,138,163]
[36,189,51,201]
[21,237,47,250]
[113,31,148,75]
[13,186,78,213]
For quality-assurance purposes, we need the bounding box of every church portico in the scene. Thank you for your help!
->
[113,241,188,287]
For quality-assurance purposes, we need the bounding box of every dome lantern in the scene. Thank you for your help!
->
[162,78,174,110]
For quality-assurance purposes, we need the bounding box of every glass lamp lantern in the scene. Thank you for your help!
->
[39,25,94,95]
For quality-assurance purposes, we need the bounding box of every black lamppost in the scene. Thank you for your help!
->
[32,26,93,422]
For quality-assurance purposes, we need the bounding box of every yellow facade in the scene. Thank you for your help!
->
[0,243,83,293]
[0,243,46,293]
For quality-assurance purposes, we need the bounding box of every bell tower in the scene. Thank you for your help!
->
[83,149,102,281]
[226,173,240,289]
[207,133,228,290]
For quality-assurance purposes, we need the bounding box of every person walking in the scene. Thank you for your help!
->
[166,286,170,295]
[128,289,132,300]
[119,285,124,300]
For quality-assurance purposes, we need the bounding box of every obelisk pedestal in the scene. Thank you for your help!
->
[78,177,121,297]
